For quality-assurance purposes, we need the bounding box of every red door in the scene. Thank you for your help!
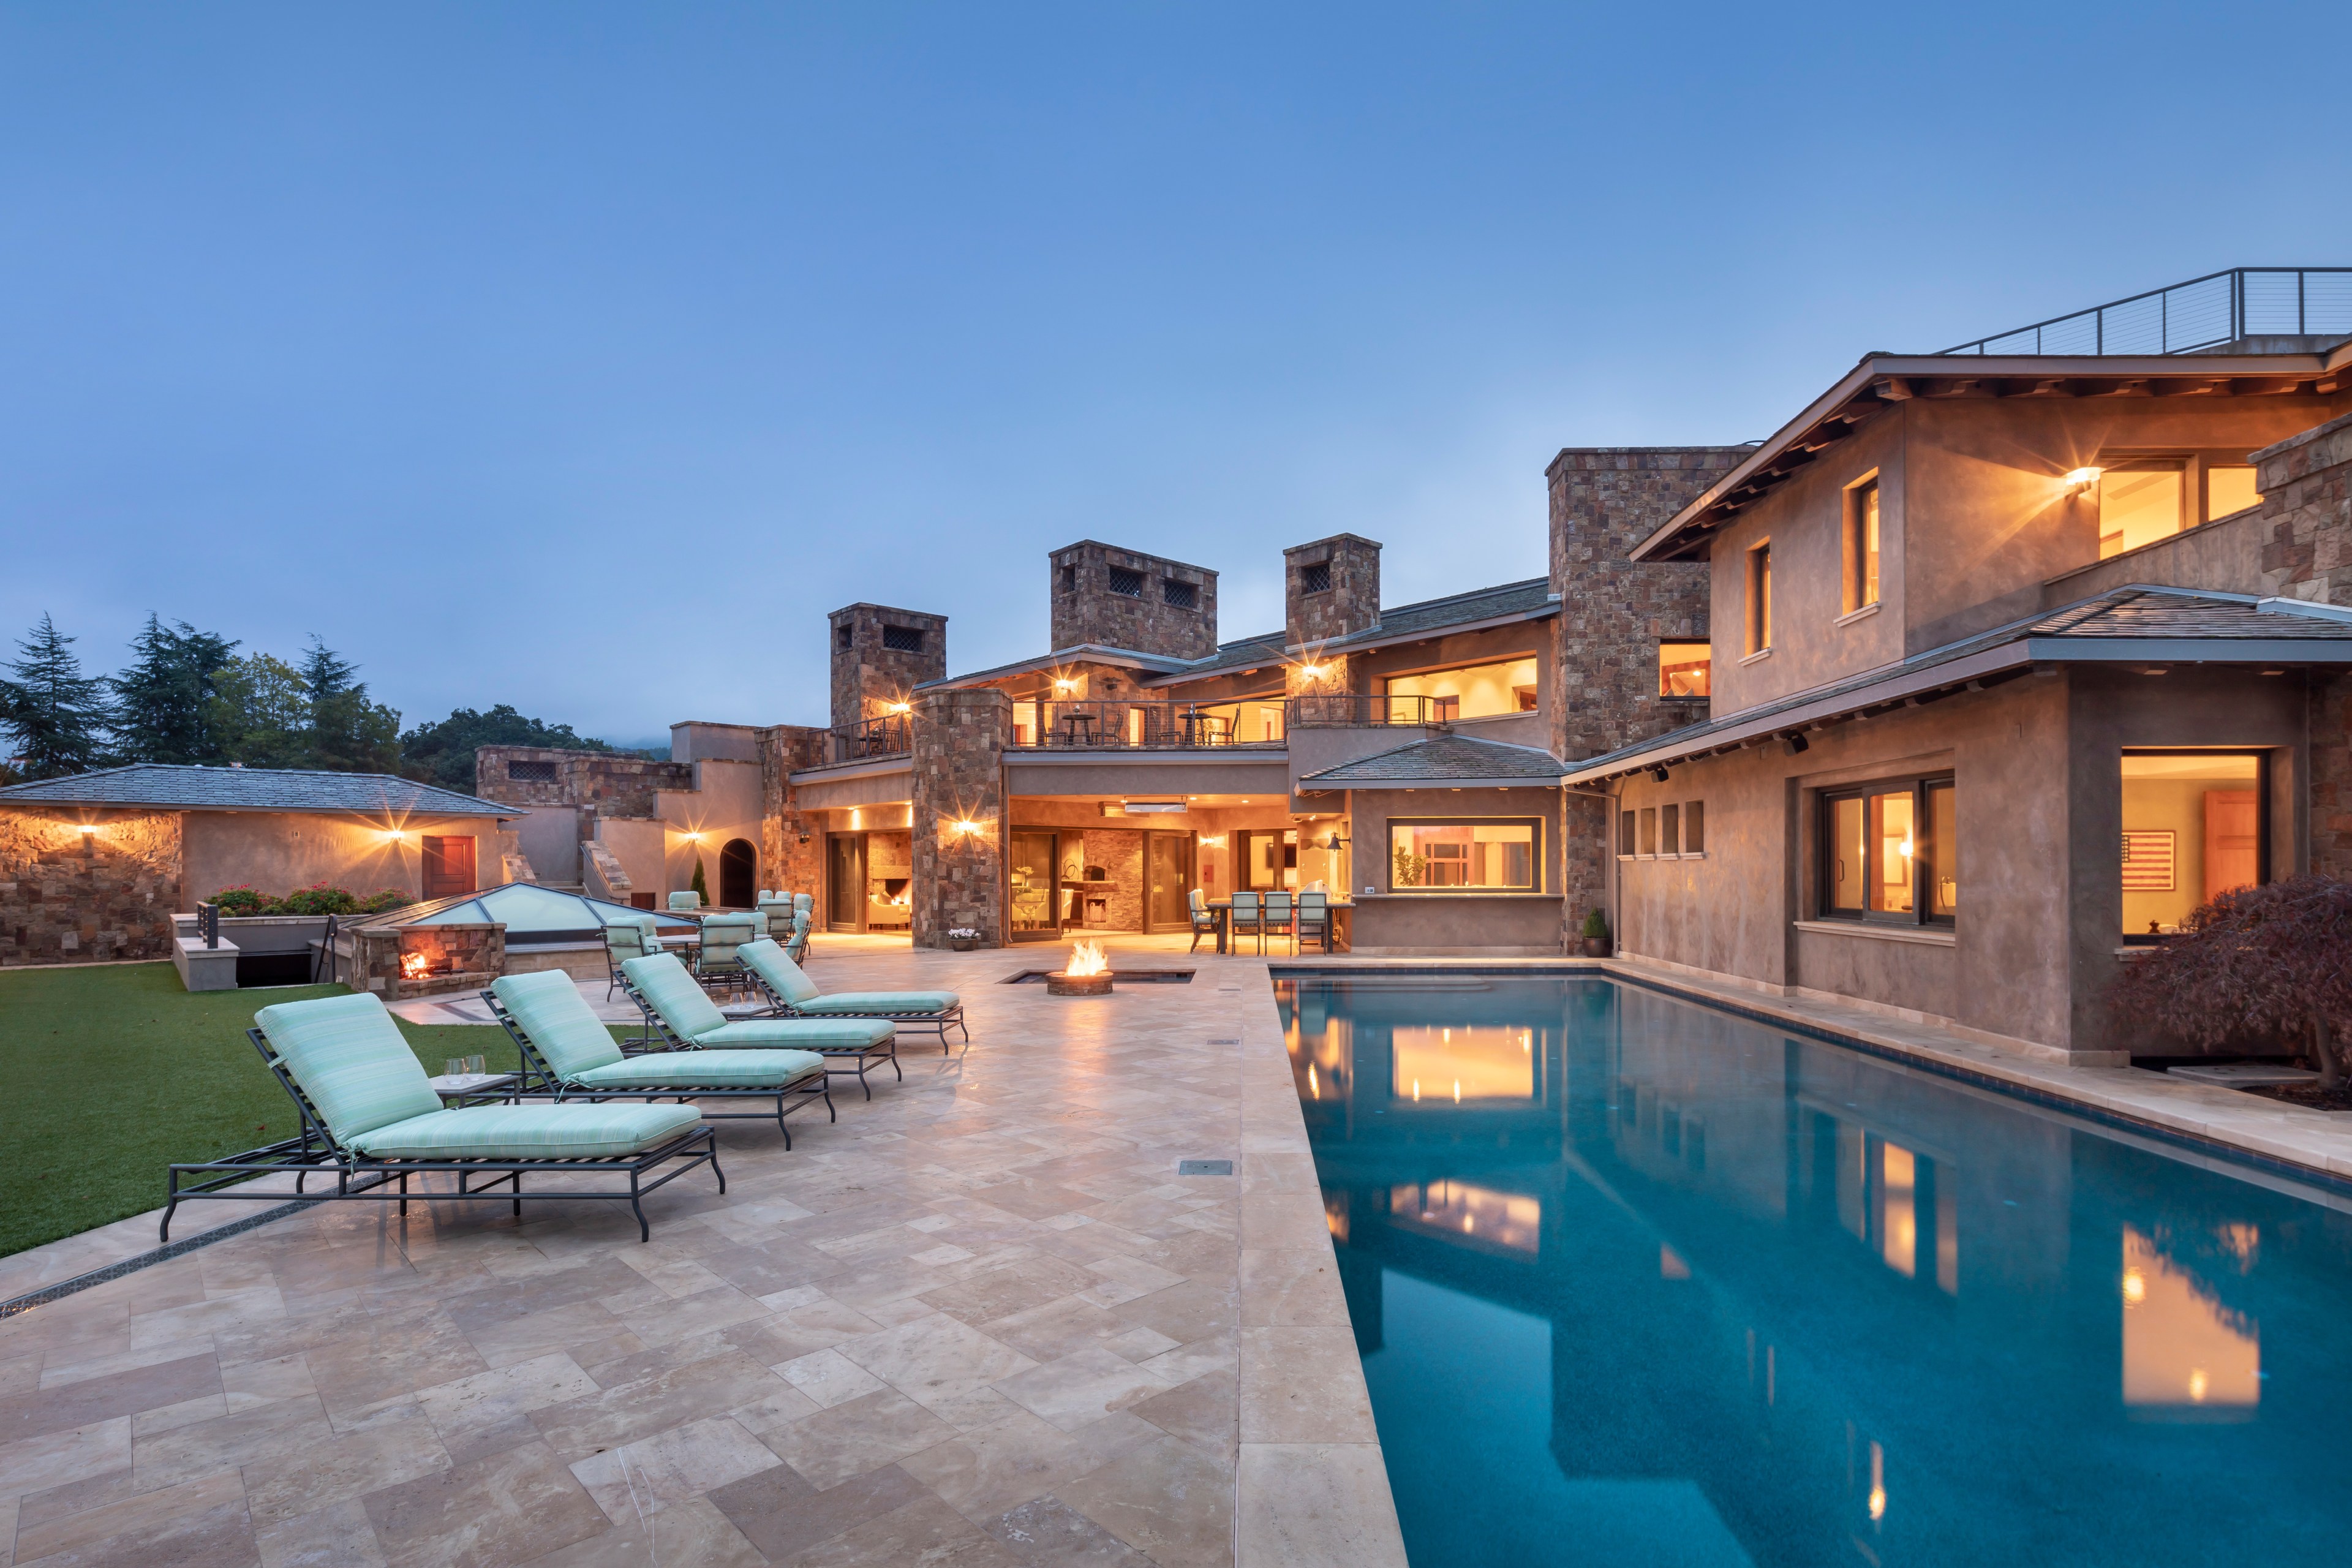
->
[421,835,478,899]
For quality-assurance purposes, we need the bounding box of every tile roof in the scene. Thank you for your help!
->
[1325,576,1554,649]
[0,764,519,818]
[1564,585,2352,783]
[1298,734,1566,785]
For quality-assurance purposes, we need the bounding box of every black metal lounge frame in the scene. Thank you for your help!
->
[733,969,968,1060]
[622,967,906,1099]
[161,1028,724,1245]
[483,991,836,1146]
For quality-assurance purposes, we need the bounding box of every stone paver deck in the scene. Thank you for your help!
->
[0,938,1406,1568]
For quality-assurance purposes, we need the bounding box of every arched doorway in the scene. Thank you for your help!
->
[719,839,757,909]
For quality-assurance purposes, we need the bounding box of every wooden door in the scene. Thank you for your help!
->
[2203,790,2259,903]
[421,835,477,899]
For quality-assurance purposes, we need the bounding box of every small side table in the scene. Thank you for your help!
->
[426,1072,519,1107]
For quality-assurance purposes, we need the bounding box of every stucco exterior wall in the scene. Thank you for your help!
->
[1343,785,1562,953]
[183,811,505,905]
[655,758,765,904]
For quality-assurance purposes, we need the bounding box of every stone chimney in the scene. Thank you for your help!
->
[828,603,948,731]
[1284,534,1382,649]
[1047,541,1218,660]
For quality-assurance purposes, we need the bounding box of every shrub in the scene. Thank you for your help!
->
[359,889,415,914]
[1582,907,1611,940]
[208,885,270,914]
[2108,874,2352,1088]
[274,882,361,916]
[690,857,709,905]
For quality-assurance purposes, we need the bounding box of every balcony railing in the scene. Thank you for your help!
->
[1939,268,2352,357]
[1284,694,1439,728]
[828,717,911,764]
[1008,701,1287,750]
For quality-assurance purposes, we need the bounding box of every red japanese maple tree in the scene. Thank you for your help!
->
[2108,875,2352,1089]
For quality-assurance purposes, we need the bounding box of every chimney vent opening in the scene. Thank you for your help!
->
[1162,578,1198,610]
[1107,567,1144,598]
[1300,560,1332,595]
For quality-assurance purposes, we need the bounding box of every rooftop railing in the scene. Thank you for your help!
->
[1007,700,1287,750]
[827,717,911,765]
[1938,268,2352,357]
[1283,694,1440,728]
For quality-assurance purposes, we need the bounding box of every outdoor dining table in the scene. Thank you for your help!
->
[1205,896,1352,954]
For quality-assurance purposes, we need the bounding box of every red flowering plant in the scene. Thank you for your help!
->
[2107,875,2352,1090]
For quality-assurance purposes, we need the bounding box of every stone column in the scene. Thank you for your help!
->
[758,725,831,900]
[911,688,1009,948]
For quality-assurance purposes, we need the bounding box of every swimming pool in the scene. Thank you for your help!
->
[1275,973,2352,1567]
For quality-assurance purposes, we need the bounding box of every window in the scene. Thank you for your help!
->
[1300,560,1332,594]
[1660,804,1679,856]
[2120,752,2264,939]
[506,759,557,783]
[1390,820,1541,892]
[1385,658,1539,721]
[1683,801,1705,854]
[2206,466,2261,519]
[1844,478,1881,614]
[881,624,925,653]
[2097,464,2186,559]
[1659,641,1709,698]
[1106,567,1144,598]
[1638,809,1657,857]
[1745,543,1772,655]
[1820,776,1954,926]
[1619,810,1637,857]
[1162,578,1199,610]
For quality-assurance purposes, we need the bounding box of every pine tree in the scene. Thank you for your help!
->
[0,614,113,777]
[113,615,239,764]
[301,638,401,773]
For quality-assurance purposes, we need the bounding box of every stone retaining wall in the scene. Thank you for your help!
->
[0,809,183,966]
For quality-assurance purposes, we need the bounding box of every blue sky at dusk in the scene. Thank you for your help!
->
[5,2,2348,742]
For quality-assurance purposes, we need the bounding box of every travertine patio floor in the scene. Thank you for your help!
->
[0,938,1406,1568]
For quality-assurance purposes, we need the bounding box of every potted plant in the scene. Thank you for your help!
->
[948,927,982,952]
[1581,907,1613,959]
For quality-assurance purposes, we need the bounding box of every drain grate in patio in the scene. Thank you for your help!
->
[1177,1158,1234,1175]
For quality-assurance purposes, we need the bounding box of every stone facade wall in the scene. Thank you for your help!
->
[0,809,183,966]
[348,921,505,998]
[2253,409,2352,605]
[1066,828,1145,930]
[829,603,948,730]
[475,746,694,817]
[1049,541,1219,660]
[1547,445,1751,928]
[911,687,1008,947]
[1286,534,1383,647]
[759,725,831,900]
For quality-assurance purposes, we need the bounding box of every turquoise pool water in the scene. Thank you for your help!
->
[1275,974,2352,1567]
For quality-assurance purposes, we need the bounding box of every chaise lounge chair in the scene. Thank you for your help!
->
[734,937,967,1053]
[621,951,902,1098]
[162,992,720,1243]
[485,971,834,1146]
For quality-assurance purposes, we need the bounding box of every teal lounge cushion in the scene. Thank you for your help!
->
[739,939,820,1005]
[571,1049,826,1090]
[697,1017,895,1050]
[794,990,960,1017]
[491,970,624,1080]
[623,952,729,1036]
[254,992,443,1146]
[350,1102,701,1159]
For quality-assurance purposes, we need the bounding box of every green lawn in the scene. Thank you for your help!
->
[0,962,611,1261]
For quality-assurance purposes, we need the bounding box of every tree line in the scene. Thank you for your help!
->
[0,612,622,790]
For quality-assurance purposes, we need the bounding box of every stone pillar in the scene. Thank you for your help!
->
[1547,445,1751,932]
[758,725,831,901]
[829,604,949,731]
[2255,410,2352,606]
[1284,535,1382,649]
[911,687,1009,948]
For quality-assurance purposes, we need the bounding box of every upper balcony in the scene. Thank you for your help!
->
[1003,696,1446,751]
[1939,268,2352,358]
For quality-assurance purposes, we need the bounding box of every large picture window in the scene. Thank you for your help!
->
[2120,752,2265,940]
[1390,819,1541,892]
[1819,777,1954,927]
[1385,658,1539,720]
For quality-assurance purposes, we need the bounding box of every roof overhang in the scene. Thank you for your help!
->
[1564,636,2352,785]
[788,756,913,786]
[1631,344,2352,564]
[919,643,1193,691]
[0,798,518,820]
[1295,777,1564,793]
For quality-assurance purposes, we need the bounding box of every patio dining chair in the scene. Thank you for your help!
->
[487,971,832,1146]
[783,909,813,964]
[162,992,720,1244]
[668,891,701,913]
[1186,889,1218,954]
[694,913,760,999]
[758,894,797,934]
[1262,890,1295,956]
[1229,891,1265,954]
[602,918,658,1001]
[1297,891,1332,954]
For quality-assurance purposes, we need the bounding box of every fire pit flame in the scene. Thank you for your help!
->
[1047,939,1114,996]
[400,951,431,980]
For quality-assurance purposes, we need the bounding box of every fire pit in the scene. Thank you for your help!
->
[1045,940,1114,997]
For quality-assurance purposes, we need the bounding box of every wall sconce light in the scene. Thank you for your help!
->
[884,701,912,715]
[2065,466,2103,494]
[77,823,99,837]
[377,828,405,843]
[1053,678,1079,693]
[1301,663,1329,679]
[951,818,982,837]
